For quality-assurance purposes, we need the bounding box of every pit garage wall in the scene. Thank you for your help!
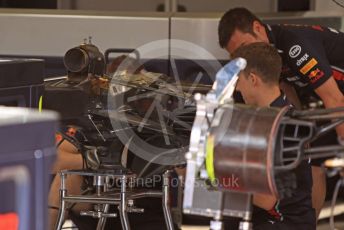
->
[0,9,170,58]
[0,9,171,76]
[57,0,278,13]
[57,0,343,13]
[0,9,342,77]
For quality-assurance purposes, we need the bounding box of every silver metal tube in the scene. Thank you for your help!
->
[55,173,67,230]
[242,195,253,221]
[239,221,252,230]
[330,178,344,230]
[210,220,223,230]
[96,204,110,230]
[239,195,253,230]
[63,196,120,204]
[119,176,131,230]
[62,191,163,203]
[162,171,174,230]
[130,191,163,199]
[94,175,105,196]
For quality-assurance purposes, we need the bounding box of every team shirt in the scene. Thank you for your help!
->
[252,93,315,230]
[266,24,344,103]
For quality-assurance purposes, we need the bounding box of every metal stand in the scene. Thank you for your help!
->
[54,169,174,230]
[55,173,67,230]
[162,171,174,230]
[210,219,223,230]
[239,220,252,230]
[96,204,110,230]
[239,195,252,230]
[119,175,130,230]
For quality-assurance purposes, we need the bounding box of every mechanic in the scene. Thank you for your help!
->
[218,7,344,220]
[231,42,315,229]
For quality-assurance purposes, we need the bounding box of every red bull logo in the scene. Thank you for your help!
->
[308,68,324,83]
[309,69,320,78]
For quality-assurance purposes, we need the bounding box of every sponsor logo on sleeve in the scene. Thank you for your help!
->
[296,53,309,66]
[300,58,318,74]
[308,68,324,83]
[289,45,301,58]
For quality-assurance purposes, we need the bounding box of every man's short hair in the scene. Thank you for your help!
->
[218,8,263,48]
[231,42,281,85]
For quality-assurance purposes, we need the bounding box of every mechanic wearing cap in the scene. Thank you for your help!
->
[218,7,344,221]
[230,42,315,229]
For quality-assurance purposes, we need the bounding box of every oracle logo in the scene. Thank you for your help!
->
[289,45,301,58]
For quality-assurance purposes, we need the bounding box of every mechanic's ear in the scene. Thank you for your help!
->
[252,21,262,34]
[252,21,267,39]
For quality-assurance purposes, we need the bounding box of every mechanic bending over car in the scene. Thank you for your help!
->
[218,7,344,221]
[230,42,315,229]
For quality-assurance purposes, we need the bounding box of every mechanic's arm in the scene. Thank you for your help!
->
[314,77,344,139]
[52,139,83,174]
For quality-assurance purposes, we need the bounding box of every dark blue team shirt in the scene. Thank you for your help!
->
[266,24,344,103]
[252,93,315,229]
